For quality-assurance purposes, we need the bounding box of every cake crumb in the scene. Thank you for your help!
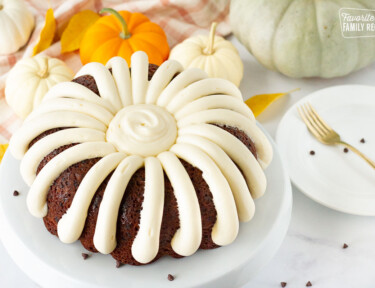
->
[168,274,175,281]
[116,260,123,268]
[343,148,349,153]
[281,282,287,287]
[309,150,315,156]
[81,253,89,260]
[13,190,19,196]
[360,138,365,143]
[343,243,348,249]
[306,281,312,287]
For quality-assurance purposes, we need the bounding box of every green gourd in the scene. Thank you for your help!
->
[230,0,375,78]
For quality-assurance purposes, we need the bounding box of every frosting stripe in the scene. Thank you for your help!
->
[27,98,114,125]
[132,157,164,264]
[21,128,106,186]
[170,143,239,246]
[177,109,273,169]
[158,151,202,256]
[75,62,122,110]
[174,95,255,121]
[178,124,267,199]
[58,152,126,243]
[146,60,183,104]
[177,134,255,222]
[106,57,132,107]
[94,155,144,254]
[43,82,116,114]
[131,52,149,105]
[156,68,208,107]
[27,142,117,218]
[166,78,243,114]
[10,111,107,159]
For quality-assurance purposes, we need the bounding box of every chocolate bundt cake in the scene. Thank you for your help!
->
[10,51,273,266]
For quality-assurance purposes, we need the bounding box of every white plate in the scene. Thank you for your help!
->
[0,129,292,288]
[276,85,375,216]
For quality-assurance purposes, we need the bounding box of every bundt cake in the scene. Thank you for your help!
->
[9,51,273,265]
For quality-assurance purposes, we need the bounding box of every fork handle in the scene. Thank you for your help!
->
[340,141,375,169]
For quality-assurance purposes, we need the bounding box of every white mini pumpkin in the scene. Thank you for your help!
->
[169,23,243,86]
[0,0,35,55]
[230,0,375,78]
[5,56,73,119]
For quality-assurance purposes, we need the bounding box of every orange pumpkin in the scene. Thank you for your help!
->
[80,8,169,65]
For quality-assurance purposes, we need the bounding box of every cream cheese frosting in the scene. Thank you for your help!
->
[10,51,273,264]
[107,104,177,157]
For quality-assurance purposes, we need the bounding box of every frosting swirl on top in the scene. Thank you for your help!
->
[107,104,177,157]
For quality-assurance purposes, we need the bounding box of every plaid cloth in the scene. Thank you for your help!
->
[0,0,231,143]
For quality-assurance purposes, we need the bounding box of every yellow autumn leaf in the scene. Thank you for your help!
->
[0,144,9,163]
[246,88,300,117]
[61,10,100,53]
[33,8,56,56]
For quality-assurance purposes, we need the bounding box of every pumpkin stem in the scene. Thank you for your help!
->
[203,22,218,55]
[38,57,49,78]
[100,8,131,40]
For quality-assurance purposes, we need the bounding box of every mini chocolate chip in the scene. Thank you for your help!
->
[281,282,287,287]
[360,138,365,143]
[343,243,348,249]
[81,253,89,260]
[168,274,175,281]
[116,260,122,268]
[13,190,19,196]
[309,150,315,155]
[306,281,312,287]
[343,148,349,153]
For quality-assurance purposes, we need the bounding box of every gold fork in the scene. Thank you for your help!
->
[298,102,375,169]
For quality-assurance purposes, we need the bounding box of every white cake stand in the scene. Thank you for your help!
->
[0,131,292,288]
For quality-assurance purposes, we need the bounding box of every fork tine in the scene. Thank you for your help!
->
[298,106,325,141]
[307,103,334,133]
[300,104,326,137]
[304,103,330,134]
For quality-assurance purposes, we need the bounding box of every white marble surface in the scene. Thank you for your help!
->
[1,36,375,288]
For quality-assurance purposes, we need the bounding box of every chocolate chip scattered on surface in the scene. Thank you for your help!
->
[81,253,89,260]
[280,282,287,287]
[168,274,175,281]
[306,281,312,287]
[360,138,365,143]
[116,260,122,268]
[343,148,349,153]
[343,243,348,249]
[13,190,19,196]
[309,150,315,156]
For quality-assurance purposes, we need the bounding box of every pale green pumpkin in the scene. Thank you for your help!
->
[230,0,375,78]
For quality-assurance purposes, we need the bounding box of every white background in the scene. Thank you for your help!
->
[1,36,375,288]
